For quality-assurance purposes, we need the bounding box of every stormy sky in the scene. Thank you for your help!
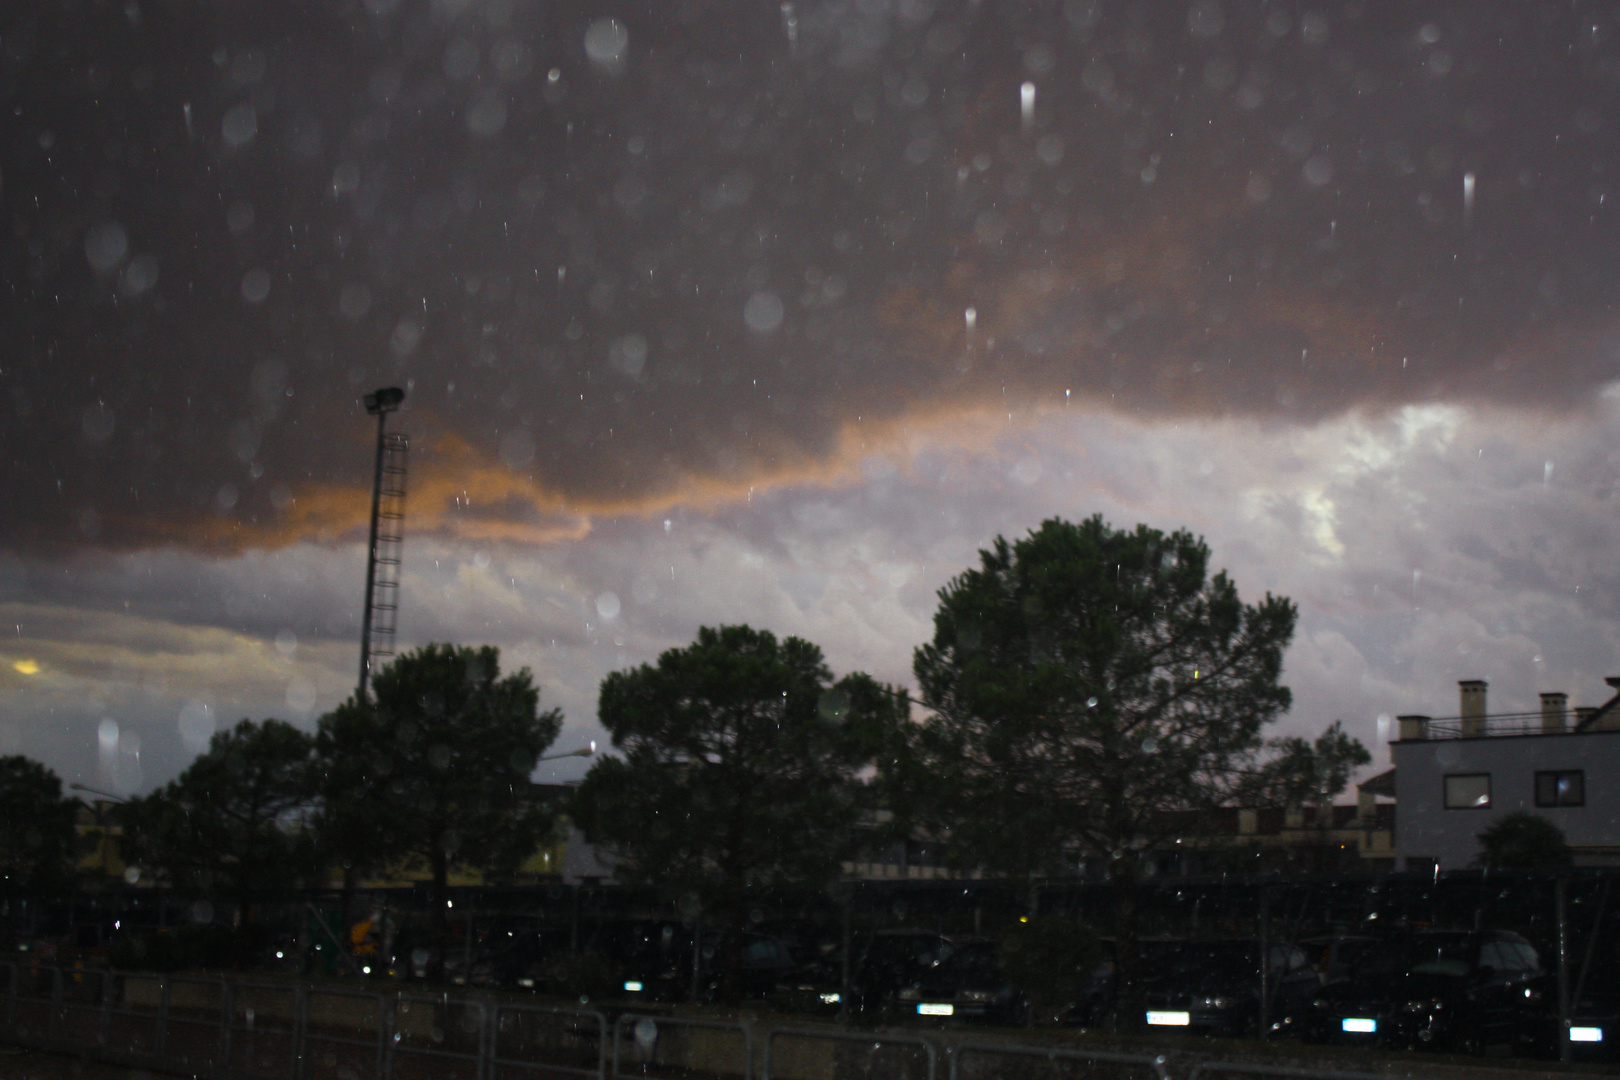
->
[4,0,1620,794]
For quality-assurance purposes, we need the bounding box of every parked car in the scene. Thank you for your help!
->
[897,939,1025,1025]
[1567,987,1620,1064]
[1304,929,1549,1054]
[1141,939,1322,1038]
[462,920,560,989]
[605,921,798,1003]
[773,929,961,1017]
[1298,934,1390,985]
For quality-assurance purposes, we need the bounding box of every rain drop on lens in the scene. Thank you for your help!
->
[744,291,784,333]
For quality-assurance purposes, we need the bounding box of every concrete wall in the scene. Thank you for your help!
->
[1392,729,1620,869]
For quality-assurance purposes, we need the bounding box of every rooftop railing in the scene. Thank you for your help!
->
[1399,710,1579,740]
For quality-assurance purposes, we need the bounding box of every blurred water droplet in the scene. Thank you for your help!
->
[391,318,422,357]
[585,18,629,69]
[178,700,215,752]
[610,333,648,378]
[286,676,317,714]
[468,91,508,135]
[275,629,298,655]
[119,254,159,297]
[222,102,258,147]
[241,268,272,304]
[744,291,784,333]
[499,428,536,469]
[98,718,120,751]
[332,162,361,196]
[85,221,128,274]
[595,591,621,619]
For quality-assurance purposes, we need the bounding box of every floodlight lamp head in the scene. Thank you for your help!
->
[364,387,406,415]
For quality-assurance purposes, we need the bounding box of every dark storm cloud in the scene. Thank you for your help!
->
[4,0,1619,553]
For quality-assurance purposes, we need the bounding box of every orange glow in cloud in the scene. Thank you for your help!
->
[154,398,1051,557]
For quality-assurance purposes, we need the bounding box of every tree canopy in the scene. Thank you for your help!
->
[1258,720,1372,809]
[120,719,316,918]
[0,755,80,896]
[315,643,562,925]
[573,625,907,911]
[908,515,1297,1027]
[1475,812,1573,870]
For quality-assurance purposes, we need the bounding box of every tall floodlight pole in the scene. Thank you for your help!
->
[358,386,406,703]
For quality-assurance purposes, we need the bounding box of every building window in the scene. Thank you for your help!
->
[1535,770,1584,808]
[1444,773,1491,809]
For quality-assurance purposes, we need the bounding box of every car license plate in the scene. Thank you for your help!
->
[1146,1011,1190,1026]
[1341,1018,1377,1034]
[917,1003,953,1016]
[1571,1026,1604,1043]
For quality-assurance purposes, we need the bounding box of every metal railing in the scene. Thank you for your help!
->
[613,1012,754,1080]
[762,1023,937,1080]
[1186,1064,1405,1080]
[0,962,1549,1080]
[946,1039,1171,1080]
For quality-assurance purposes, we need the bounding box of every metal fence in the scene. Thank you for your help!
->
[946,1039,1170,1080]
[0,962,1554,1080]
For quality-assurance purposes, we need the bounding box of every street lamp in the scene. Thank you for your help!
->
[357,386,406,703]
[539,742,596,762]
[69,783,128,803]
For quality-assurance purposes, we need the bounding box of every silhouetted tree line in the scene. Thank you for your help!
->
[4,517,1422,1020]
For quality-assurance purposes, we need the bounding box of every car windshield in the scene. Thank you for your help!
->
[1345,935,1478,979]
[869,935,954,970]
[933,943,1002,982]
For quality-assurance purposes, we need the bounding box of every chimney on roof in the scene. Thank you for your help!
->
[1459,680,1487,738]
[1540,692,1569,735]
[1398,714,1430,741]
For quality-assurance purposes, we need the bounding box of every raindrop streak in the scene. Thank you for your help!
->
[964,306,977,331]
[1019,81,1036,133]
[1463,170,1476,223]
[780,2,799,52]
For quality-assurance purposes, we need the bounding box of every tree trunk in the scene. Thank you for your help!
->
[1111,865,1145,1032]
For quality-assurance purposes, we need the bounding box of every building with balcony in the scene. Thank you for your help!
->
[1391,678,1620,871]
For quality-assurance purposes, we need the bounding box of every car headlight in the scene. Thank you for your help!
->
[898,988,921,1001]
[1311,998,1328,1010]
[1196,996,1238,1010]
[960,990,993,1003]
